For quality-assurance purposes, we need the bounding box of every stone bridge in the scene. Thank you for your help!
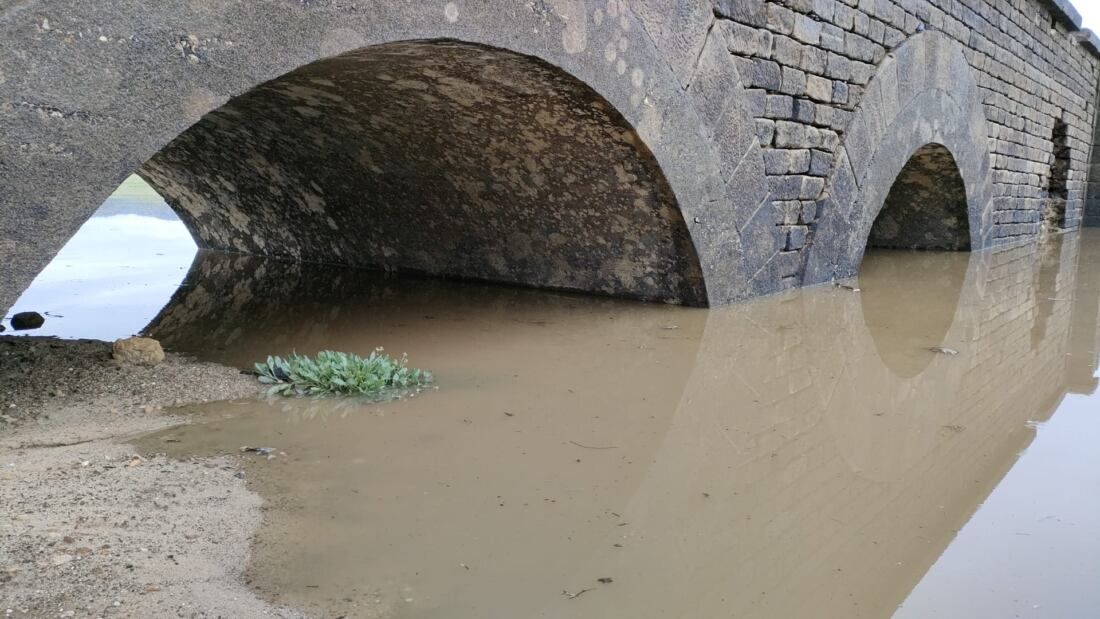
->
[3,0,1100,308]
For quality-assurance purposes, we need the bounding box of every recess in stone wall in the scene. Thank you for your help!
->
[1045,115,1071,231]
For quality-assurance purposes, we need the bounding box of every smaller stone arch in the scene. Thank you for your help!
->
[803,31,995,284]
[868,143,971,251]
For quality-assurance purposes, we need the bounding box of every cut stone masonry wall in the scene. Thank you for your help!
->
[2,0,1099,309]
[714,0,1100,261]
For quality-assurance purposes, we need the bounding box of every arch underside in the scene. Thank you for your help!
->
[140,40,708,304]
[869,144,971,251]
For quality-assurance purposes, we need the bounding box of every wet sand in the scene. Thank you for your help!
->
[0,337,303,618]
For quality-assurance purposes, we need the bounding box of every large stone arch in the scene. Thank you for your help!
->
[0,1,765,309]
[140,39,709,303]
[803,31,995,284]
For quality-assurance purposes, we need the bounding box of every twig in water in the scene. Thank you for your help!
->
[563,588,593,599]
[569,441,618,450]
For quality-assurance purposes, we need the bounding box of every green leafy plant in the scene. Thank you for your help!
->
[253,349,433,398]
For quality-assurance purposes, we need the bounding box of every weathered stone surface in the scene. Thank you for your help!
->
[2,0,1099,309]
[112,337,165,366]
[803,32,996,283]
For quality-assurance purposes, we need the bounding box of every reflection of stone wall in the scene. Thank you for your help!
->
[577,233,1098,619]
[143,250,706,369]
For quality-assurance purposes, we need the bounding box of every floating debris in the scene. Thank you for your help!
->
[569,440,618,450]
[562,588,593,599]
[240,446,276,455]
[597,577,613,584]
[834,283,861,292]
[926,346,959,355]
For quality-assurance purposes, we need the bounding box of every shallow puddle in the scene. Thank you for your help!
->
[128,231,1100,618]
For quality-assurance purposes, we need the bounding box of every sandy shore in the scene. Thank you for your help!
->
[0,336,306,618]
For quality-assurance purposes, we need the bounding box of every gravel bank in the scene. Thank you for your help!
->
[0,336,306,618]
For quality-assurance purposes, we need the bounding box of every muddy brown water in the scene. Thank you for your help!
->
[126,232,1100,618]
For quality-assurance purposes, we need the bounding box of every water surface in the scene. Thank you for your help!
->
[4,176,196,340]
[125,232,1100,618]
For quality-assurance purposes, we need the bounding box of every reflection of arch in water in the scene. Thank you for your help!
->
[564,236,1085,619]
[143,250,709,370]
[859,249,970,378]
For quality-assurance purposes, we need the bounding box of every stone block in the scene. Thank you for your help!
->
[767,3,796,35]
[766,94,795,119]
[772,35,803,66]
[790,149,812,173]
[768,174,805,199]
[764,149,793,174]
[725,22,773,57]
[800,176,826,199]
[793,14,823,45]
[714,0,768,26]
[832,80,849,104]
[751,58,783,90]
[825,53,851,80]
[780,66,808,96]
[793,98,816,123]
[809,149,834,175]
[820,23,847,53]
[756,118,777,144]
[813,0,837,21]
[806,75,834,102]
[775,120,808,147]
[800,46,828,74]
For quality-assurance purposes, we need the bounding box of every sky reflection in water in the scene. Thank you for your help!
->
[6,177,196,341]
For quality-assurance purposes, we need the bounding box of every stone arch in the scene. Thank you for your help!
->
[803,31,995,284]
[868,143,971,250]
[140,40,707,304]
[1,1,763,309]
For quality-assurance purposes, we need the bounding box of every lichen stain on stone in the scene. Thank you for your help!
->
[549,0,588,54]
[869,143,971,251]
[139,40,706,304]
[444,2,459,23]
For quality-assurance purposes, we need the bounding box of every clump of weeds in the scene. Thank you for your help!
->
[253,349,432,398]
